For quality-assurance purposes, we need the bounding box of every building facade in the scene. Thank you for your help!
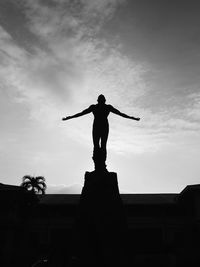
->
[1,183,200,266]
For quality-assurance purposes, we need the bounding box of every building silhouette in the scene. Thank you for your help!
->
[1,181,200,266]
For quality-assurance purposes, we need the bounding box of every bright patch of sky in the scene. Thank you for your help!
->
[0,0,200,193]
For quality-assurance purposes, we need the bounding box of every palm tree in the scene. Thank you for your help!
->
[21,175,47,195]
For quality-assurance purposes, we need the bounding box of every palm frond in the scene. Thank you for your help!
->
[22,175,33,183]
[38,181,47,188]
[21,180,31,187]
[21,175,47,194]
[36,176,45,182]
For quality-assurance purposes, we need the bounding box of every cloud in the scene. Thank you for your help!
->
[186,92,200,121]
[1,1,146,125]
[47,183,82,194]
[0,0,128,120]
[0,26,27,60]
[1,0,200,157]
[24,0,125,39]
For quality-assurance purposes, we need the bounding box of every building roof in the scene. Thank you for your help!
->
[39,193,177,206]
[0,183,25,191]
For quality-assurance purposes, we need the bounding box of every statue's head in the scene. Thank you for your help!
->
[97,94,106,104]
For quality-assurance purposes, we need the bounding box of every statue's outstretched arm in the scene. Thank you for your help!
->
[109,105,140,121]
[62,105,94,121]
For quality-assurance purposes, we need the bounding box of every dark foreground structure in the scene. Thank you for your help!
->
[1,176,200,266]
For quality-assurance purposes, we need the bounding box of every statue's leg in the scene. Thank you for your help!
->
[92,126,100,151]
[101,126,109,162]
[92,126,101,165]
[92,123,109,171]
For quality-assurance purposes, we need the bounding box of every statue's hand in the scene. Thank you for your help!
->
[131,117,140,121]
[62,116,71,121]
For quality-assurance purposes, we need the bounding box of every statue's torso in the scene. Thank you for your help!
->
[92,104,110,126]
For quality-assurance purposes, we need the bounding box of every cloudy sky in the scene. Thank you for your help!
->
[0,0,200,193]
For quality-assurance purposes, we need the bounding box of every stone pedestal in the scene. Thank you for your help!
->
[75,171,128,266]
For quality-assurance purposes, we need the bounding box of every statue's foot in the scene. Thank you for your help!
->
[94,164,108,173]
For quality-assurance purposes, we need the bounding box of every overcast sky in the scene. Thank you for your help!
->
[0,0,200,193]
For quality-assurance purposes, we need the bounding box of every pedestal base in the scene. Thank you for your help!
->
[75,171,128,266]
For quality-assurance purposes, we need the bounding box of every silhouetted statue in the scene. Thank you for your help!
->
[62,94,140,170]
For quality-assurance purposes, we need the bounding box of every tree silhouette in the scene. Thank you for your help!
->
[21,175,47,195]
